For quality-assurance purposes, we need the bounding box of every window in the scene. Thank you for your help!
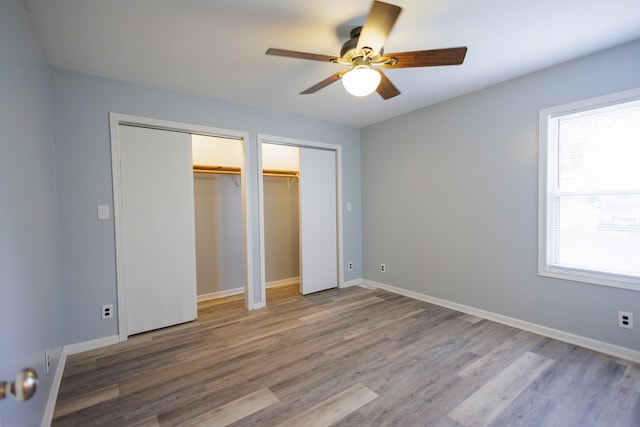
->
[539,88,640,290]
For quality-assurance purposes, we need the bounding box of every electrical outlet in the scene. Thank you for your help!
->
[618,311,633,329]
[45,349,50,374]
[380,263,386,273]
[102,304,114,320]
[348,261,353,270]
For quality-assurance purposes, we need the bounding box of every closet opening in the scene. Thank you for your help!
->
[261,143,301,304]
[110,113,254,341]
[192,135,246,303]
[258,135,344,306]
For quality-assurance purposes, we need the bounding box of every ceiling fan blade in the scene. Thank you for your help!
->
[300,71,348,94]
[356,1,402,56]
[381,47,468,68]
[376,70,400,100]
[265,48,338,63]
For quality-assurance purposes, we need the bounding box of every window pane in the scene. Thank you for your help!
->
[555,194,640,277]
[557,103,640,192]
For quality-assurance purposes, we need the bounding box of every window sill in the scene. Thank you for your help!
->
[539,266,640,291]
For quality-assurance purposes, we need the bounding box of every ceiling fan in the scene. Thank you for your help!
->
[265,0,467,100]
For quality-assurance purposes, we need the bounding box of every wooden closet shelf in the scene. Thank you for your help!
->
[193,165,298,178]
[193,165,240,175]
[264,169,299,178]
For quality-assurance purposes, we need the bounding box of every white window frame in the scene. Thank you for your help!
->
[538,87,640,291]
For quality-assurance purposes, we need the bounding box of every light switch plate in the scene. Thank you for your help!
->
[97,205,110,220]
[347,202,352,212]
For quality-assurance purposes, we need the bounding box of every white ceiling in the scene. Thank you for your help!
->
[25,0,640,128]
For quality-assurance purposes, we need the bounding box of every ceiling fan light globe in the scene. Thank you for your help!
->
[342,67,381,97]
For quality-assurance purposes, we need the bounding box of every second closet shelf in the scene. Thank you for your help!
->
[193,164,299,178]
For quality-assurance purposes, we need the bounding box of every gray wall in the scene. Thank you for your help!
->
[361,39,640,352]
[194,175,301,296]
[51,68,362,344]
[264,176,300,283]
[0,1,64,425]
[193,174,244,295]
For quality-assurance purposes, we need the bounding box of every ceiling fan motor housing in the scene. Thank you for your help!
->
[340,26,383,61]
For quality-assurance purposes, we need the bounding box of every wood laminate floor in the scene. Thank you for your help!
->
[52,284,640,427]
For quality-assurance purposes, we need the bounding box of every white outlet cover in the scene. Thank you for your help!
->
[97,205,110,220]
[618,311,634,329]
[102,304,114,319]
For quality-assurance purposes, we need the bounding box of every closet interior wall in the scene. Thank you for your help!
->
[263,176,300,285]
[193,171,244,298]
[192,138,301,300]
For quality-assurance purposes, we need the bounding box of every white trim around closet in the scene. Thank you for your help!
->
[257,134,344,305]
[109,113,253,342]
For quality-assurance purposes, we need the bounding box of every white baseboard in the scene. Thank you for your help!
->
[197,278,300,303]
[364,279,640,364]
[197,287,244,302]
[64,335,120,356]
[41,348,65,427]
[342,278,364,288]
[266,277,300,288]
[41,335,119,426]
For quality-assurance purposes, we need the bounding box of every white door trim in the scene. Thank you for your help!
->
[257,134,344,304]
[110,113,253,341]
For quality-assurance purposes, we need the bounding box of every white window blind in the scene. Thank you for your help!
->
[540,90,640,289]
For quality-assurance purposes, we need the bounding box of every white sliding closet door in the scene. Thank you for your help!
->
[299,147,338,295]
[119,125,197,335]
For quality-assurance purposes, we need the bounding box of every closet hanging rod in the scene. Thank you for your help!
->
[193,165,240,175]
[264,169,299,178]
[193,165,299,178]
